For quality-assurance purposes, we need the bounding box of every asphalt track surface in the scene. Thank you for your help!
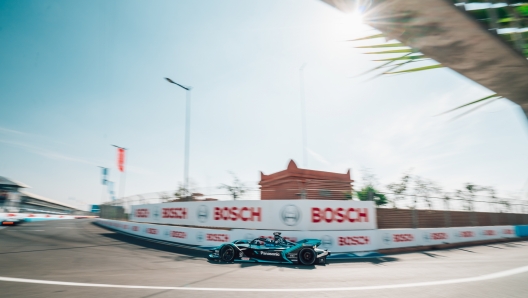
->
[1,220,528,298]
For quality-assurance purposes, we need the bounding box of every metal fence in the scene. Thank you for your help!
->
[102,186,528,216]
[376,191,528,214]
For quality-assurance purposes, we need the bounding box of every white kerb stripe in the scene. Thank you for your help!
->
[0,265,527,292]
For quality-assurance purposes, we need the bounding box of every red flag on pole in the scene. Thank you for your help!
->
[117,148,125,172]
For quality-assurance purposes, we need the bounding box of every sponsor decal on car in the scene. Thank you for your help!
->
[260,251,281,257]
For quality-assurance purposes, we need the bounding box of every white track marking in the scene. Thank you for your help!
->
[0,265,528,292]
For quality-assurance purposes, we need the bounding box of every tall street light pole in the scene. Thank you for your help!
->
[165,77,192,197]
[299,63,308,168]
[299,63,307,200]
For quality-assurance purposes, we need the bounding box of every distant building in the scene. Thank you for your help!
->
[259,160,353,200]
[0,176,78,214]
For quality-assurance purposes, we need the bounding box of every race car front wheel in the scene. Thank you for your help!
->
[298,248,316,265]
[220,245,236,262]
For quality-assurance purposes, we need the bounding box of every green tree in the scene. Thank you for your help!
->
[356,185,388,207]
[386,171,412,208]
[353,169,388,206]
[413,176,441,209]
[218,172,248,200]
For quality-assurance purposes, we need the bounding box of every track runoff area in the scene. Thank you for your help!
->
[0,220,527,297]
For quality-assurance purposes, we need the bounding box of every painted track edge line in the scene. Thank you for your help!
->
[1,265,528,292]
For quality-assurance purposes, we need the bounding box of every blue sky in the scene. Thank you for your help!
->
[1,0,528,210]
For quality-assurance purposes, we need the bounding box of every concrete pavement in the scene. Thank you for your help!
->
[0,219,527,297]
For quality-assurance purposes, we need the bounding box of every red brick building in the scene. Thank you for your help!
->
[259,160,353,200]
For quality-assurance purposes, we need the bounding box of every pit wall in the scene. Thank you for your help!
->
[95,218,522,253]
[0,213,93,222]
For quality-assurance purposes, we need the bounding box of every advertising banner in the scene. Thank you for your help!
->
[130,200,376,231]
[420,228,453,246]
[96,219,521,253]
[451,227,481,243]
[377,229,421,249]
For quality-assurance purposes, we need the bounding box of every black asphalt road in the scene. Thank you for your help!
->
[1,219,528,298]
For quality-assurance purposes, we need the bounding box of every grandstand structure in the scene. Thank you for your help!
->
[0,176,78,214]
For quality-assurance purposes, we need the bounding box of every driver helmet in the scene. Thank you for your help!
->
[273,232,283,243]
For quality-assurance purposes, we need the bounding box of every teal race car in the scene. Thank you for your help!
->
[208,232,330,265]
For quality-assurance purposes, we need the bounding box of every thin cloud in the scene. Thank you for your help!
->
[0,139,96,166]
[0,127,27,135]
[307,148,330,165]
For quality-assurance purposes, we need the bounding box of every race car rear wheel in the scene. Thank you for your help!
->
[298,248,316,265]
[220,245,236,262]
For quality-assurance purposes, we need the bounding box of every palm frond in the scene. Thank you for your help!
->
[354,43,406,49]
[384,64,444,74]
[364,49,415,54]
[347,33,384,42]
[436,94,502,116]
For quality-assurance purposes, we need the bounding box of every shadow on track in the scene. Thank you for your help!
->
[94,223,400,267]
[95,224,209,259]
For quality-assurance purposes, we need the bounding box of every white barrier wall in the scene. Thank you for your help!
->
[96,219,518,253]
[130,200,377,231]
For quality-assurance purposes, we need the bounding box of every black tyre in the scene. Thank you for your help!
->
[220,245,236,262]
[298,248,317,265]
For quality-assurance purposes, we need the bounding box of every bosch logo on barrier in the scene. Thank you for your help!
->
[135,208,149,218]
[170,231,187,239]
[196,205,209,223]
[425,232,448,240]
[162,208,188,219]
[393,233,414,242]
[132,226,139,231]
[503,229,514,235]
[338,236,370,246]
[320,235,333,249]
[457,231,474,238]
[280,205,301,226]
[311,207,368,223]
[213,207,262,222]
[206,233,229,242]
[146,228,158,235]
[482,229,496,236]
